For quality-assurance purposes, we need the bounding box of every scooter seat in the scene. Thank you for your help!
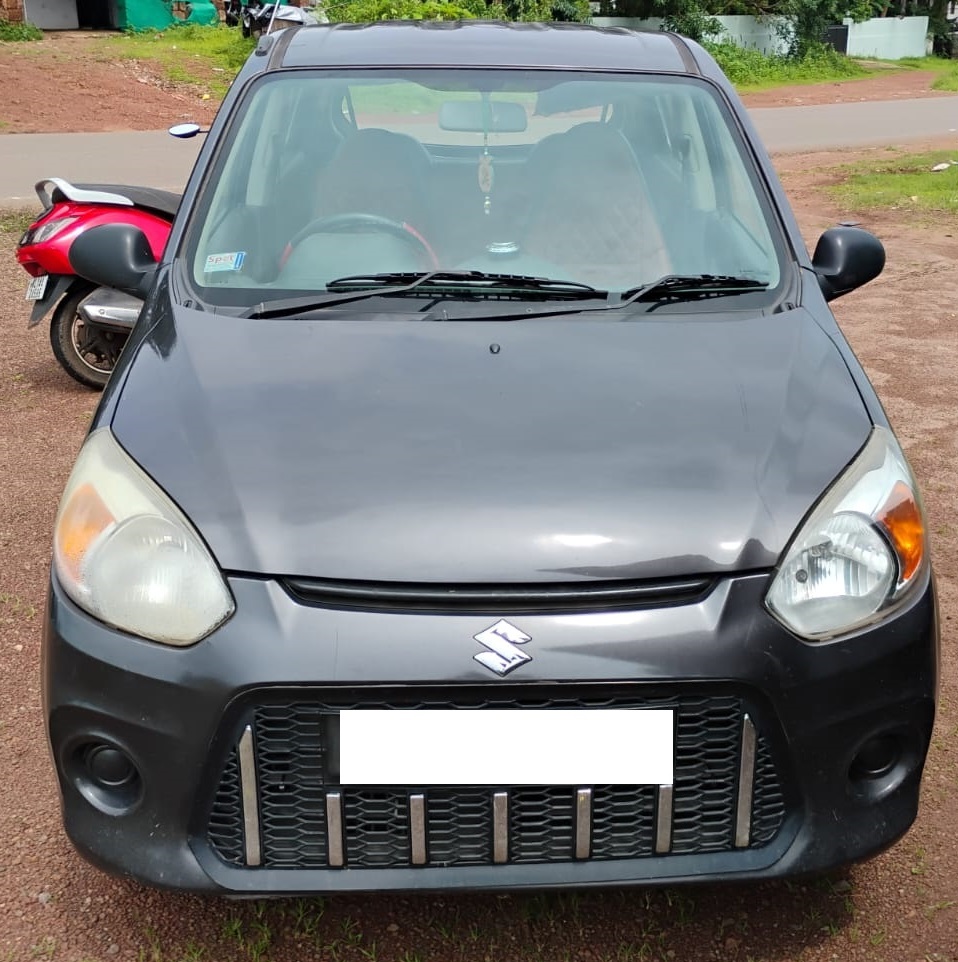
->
[72,184,181,219]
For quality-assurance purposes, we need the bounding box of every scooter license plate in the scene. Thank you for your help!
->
[25,275,48,301]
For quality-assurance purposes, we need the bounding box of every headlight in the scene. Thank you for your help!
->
[53,429,234,646]
[766,426,927,641]
[29,216,79,244]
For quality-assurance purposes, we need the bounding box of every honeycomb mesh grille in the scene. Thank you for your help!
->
[671,697,741,854]
[510,787,576,863]
[590,786,657,860]
[255,705,328,867]
[205,688,788,870]
[427,790,492,865]
[344,792,411,867]
[751,730,788,845]
[207,748,244,865]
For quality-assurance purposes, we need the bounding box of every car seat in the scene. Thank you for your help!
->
[313,128,436,243]
[520,122,672,289]
[277,128,439,286]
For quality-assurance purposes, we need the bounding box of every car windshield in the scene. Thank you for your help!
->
[182,68,785,313]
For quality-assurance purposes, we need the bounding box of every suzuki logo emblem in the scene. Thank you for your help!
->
[473,619,532,676]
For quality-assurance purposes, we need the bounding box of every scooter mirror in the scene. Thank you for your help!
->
[169,123,203,139]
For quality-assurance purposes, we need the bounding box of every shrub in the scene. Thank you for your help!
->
[328,0,486,19]
[704,39,866,87]
[0,17,43,41]
[327,0,590,21]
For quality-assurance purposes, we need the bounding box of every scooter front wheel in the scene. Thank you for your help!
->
[49,285,127,390]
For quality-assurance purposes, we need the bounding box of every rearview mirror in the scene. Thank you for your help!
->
[438,99,528,134]
[812,226,885,301]
[69,223,159,300]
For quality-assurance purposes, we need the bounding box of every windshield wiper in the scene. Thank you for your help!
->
[436,273,773,322]
[329,271,603,297]
[613,273,769,307]
[244,271,605,318]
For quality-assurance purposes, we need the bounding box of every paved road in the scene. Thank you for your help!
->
[1,96,957,205]
[0,130,201,206]
[752,94,958,153]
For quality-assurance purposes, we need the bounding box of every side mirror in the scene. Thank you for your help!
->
[812,226,885,301]
[169,123,203,139]
[69,223,159,300]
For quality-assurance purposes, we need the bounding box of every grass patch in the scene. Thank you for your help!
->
[0,18,43,41]
[100,25,255,99]
[830,149,958,214]
[705,41,868,90]
[895,55,956,73]
[0,209,35,237]
[932,69,958,91]
[890,55,958,91]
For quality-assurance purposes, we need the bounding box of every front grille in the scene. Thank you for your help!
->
[281,575,714,614]
[205,688,788,871]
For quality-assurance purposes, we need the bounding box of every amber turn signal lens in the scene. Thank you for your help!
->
[878,481,924,583]
[55,482,116,584]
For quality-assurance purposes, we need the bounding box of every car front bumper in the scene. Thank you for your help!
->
[43,570,938,894]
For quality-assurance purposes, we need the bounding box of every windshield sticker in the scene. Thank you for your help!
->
[204,251,246,273]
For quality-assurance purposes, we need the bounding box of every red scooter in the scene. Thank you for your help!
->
[16,178,177,389]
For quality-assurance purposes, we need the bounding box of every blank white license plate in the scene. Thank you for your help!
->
[25,275,48,301]
[339,709,674,786]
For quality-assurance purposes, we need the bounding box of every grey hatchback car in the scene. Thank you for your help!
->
[47,21,938,894]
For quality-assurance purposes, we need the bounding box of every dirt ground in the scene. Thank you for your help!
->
[0,32,221,133]
[1,34,957,962]
[0,31,955,133]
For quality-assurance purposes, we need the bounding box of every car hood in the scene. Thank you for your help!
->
[111,300,871,582]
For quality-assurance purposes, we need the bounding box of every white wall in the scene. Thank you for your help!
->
[594,14,930,60]
[23,0,78,28]
[592,15,791,55]
[711,15,792,56]
[843,16,929,59]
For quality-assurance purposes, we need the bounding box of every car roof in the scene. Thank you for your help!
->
[275,20,700,74]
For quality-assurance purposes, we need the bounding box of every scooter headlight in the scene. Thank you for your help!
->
[53,429,234,646]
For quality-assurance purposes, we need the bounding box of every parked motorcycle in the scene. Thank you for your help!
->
[224,1,320,38]
[16,178,177,389]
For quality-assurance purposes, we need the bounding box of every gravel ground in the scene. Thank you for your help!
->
[1,142,957,961]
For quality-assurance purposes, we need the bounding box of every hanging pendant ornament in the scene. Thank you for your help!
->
[478,102,494,216]
[478,152,494,215]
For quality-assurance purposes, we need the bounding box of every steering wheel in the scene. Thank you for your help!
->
[287,213,439,269]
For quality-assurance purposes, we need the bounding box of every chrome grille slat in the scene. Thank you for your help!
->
[409,794,427,866]
[492,792,509,864]
[574,788,592,860]
[734,715,757,848]
[238,725,262,867]
[326,792,344,867]
[654,784,674,854]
